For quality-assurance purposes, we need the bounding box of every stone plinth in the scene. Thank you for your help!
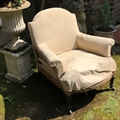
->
[0,45,34,83]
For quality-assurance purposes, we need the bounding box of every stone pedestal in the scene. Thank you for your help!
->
[0,45,34,83]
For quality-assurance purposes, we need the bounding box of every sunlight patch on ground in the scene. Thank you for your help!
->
[15,117,31,120]
[0,94,5,120]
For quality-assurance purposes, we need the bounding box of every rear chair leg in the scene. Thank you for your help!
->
[37,71,44,83]
[65,95,72,114]
[110,75,116,91]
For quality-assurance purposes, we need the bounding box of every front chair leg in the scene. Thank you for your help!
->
[65,95,72,114]
[109,74,116,91]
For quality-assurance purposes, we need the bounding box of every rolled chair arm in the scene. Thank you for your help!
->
[37,44,64,77]
[77,32,115,57]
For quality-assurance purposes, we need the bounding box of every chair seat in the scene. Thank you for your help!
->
[58,50,116,92]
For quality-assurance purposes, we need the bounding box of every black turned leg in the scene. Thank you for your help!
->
[65,95,72,114]
[110,75,116,91]
[37,71,41,83]
[37,71,44,83]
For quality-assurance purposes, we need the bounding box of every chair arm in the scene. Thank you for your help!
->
[77,32,115,57]
[37,44,64,77]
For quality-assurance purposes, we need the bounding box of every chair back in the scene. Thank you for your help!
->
[28,8,79,54]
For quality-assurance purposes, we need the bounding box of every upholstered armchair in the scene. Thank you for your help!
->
[28,8,117,113]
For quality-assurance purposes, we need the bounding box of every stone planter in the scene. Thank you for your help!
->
[0,1,30,51]
[92,25,117,38]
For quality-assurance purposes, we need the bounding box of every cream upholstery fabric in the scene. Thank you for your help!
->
[77,32,114,57]
[37,44,64,78]
[58,50,116,91]
[28,8,117,93]
[37,44,62,67]
[28,8,79,55]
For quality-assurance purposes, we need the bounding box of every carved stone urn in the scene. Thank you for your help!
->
[0,1,30,51]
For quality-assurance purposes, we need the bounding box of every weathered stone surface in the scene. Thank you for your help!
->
[0,45,34,83]
[0,1,30,51]
[4,39,28,51]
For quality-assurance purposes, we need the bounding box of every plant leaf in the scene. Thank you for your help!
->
[4,95,14,103]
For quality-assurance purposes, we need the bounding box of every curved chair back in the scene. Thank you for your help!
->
[28,8,79,55]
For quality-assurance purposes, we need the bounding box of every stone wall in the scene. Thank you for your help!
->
[23,0,85,25]
[21,0,86,42]
[23,0,120,35]
[44,0,87,33]
[44,0,64,8]
[110,0,120,24]
[23,0,86,32]
[35,0,85,12]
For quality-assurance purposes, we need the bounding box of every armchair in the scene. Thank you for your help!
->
[28,8,117,113]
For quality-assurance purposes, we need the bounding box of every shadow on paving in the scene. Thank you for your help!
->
[0,71,112,120]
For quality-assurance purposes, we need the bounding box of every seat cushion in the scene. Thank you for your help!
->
[58,50,117,92]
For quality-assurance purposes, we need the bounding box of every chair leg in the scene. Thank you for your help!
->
[109,74,116,91]
[37,71,44,83]
[65,95,72,114]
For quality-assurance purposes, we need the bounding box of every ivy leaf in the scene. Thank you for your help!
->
[4,94,14,103]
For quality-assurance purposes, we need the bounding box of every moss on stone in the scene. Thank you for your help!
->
[83,110,94,120]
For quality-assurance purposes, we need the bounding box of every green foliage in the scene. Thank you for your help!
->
[97,0,111,31]
[9,0,23,8]
[4,94,15,103]
[103,97,120,115]
[83,110,94,120]
[0,0,25,8]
